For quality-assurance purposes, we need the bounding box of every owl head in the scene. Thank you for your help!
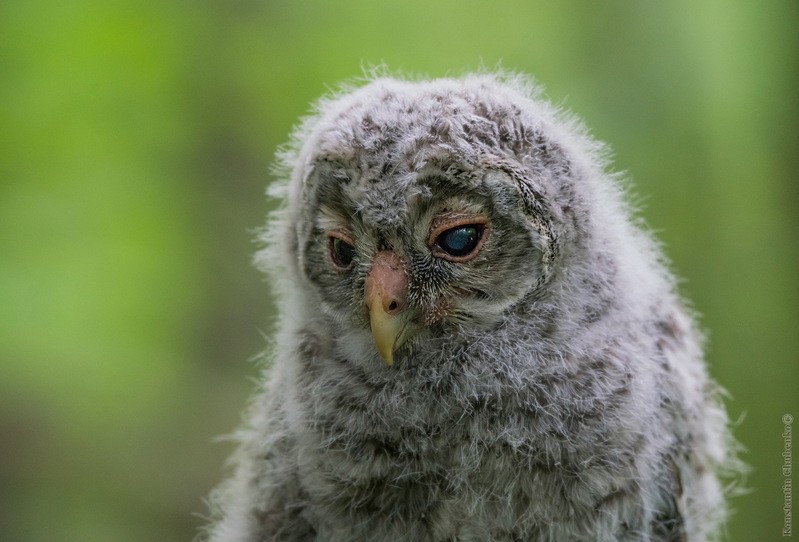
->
[264,74,650,369]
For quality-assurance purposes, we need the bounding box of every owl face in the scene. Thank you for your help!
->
[297,163,546,366]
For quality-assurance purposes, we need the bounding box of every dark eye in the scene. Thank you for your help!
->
[435,224,483,259]
[329,235,356,270]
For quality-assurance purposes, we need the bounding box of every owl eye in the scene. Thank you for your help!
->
[433,224,485,260]
[328,234,356,270]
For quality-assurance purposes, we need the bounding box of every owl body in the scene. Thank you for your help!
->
[207,75,734,541]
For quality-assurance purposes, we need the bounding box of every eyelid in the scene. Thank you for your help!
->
[326,229,355,245]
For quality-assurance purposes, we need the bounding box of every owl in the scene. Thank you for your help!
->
[205,73,738,541]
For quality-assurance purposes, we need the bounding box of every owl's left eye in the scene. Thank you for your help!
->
[432,223,486,261]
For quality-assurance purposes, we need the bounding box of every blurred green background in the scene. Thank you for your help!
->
[1,1,796,540]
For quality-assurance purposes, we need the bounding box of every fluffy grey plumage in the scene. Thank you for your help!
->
[206,73,738,541]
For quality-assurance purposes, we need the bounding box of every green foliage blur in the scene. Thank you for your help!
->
[1,1,796,540]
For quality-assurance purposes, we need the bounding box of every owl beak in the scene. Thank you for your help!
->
[364,251,409,366]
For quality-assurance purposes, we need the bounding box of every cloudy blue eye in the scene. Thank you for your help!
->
[436,225,483,258]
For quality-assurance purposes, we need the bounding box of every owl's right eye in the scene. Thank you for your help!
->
[328,233,356,271]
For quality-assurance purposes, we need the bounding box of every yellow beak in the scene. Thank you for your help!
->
[364,250,410,366]
[368,300,409,366]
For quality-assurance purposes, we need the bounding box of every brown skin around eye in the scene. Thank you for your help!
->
[428,213,490,263]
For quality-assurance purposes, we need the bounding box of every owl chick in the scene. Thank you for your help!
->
[206,73,737,541]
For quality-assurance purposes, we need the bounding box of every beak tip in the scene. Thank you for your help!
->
[369,302,404,367]
[377,343,394,366]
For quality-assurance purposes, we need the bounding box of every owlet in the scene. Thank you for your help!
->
[205,73,738,541]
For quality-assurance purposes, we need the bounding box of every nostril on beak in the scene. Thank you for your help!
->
[365,250,408,317]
